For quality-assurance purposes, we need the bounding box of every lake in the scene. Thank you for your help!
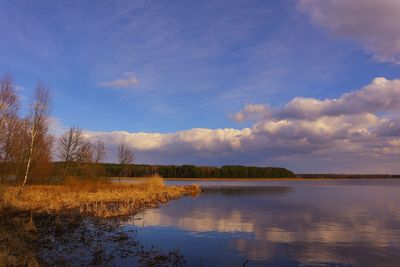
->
[119,179,400,267]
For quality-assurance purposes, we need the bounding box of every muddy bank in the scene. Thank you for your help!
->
[34,212,187,266]
[0,208,40,267]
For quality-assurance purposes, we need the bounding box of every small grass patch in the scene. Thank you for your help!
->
[0,206,40,267]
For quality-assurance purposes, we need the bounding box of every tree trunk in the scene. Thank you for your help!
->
[19,130,36,195]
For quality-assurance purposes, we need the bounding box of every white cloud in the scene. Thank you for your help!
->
[232,104,271,122]
[278,77,400,119]
[82,76,400,173]
[85,127,253,155]
[298,0,400,64]
[98,72,139,88]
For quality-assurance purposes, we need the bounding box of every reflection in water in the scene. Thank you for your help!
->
[122,180,400,267]
[202,186,293,196]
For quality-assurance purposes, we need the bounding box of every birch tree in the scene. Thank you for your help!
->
[20,85,51,192]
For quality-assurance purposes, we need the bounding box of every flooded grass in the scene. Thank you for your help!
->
[0,177,200,266]
[0,208,40,267]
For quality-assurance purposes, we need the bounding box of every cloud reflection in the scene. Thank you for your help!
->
[126,183,400,266]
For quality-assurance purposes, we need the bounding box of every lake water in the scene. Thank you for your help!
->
[120,179,400,267]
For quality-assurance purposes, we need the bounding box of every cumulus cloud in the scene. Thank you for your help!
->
[278,77,400,119]
[233,78,400,123]
[374,117,400,137]
[232,104,271,122]
[84,76,400,173]
[98,72,139,88]
[85,127,253,156]
[298,0,400,64]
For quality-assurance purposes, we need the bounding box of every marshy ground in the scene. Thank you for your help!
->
[0,177,200,266]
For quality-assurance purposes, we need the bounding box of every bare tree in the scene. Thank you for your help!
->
[0,73,19,182]
[20,85,51,192]
[90,140,106,178]
[58,127,84,176]
[58,126,107,178]
[75,140,107,178]
[93,140,106,164]
[117,143,134,178]
[76,141,93,164]
[10,118,30,179]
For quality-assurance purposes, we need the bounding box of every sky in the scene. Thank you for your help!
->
[0,0,400,173]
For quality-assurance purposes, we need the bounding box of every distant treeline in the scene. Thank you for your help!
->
[298,174,400,179]
[53,162,296,178]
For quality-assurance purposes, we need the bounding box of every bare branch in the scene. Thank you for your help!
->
[117,143,134,178]
[93,140,106,164]
[117,143,134,165]
[0,73,19,181]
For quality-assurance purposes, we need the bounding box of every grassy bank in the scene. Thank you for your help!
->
[0,177,200,266]
[1,177,199,217]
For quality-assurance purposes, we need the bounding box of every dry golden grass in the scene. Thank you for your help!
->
[0,176,199,266]
[1,176,200,217]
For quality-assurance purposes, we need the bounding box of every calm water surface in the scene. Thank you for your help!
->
[121,179,400,267]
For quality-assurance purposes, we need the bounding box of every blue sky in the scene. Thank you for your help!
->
[1,0,400,172]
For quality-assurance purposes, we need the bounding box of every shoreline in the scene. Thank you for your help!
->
[0,179,200,266]
[113,177,400,181]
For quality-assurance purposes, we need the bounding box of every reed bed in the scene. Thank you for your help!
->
[0,176,199,266]
[1,176,200,217]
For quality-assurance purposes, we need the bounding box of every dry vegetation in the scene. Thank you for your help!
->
[2,176,199,217]
[0,210,39,267]
[0,176,200,266]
